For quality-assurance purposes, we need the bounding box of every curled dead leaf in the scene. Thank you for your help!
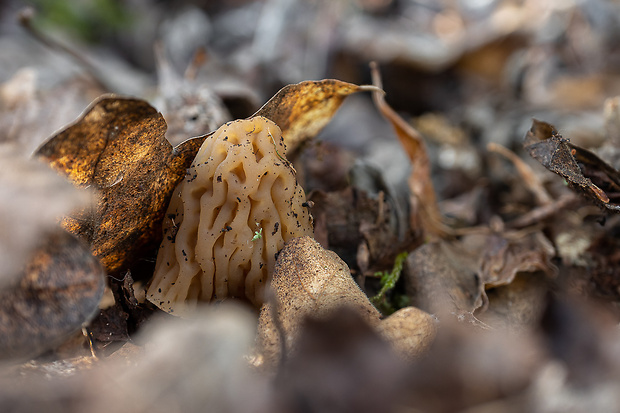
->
[405,230,556,326]
[478,231,557,289]
[370,62,450,239]
[524,119,620,211]
[253,79,381,154]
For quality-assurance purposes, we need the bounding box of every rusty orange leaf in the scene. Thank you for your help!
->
[35,95,200,274]
[253,79,380,154]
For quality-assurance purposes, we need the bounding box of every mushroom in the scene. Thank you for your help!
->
[255,236,437,366]
[147,117,314,315]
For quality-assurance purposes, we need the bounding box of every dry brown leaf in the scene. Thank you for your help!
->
[253,79,380,154]
[370,62,450,239]
[0,144,93,286]
[404,240,484,318]
[309,187,404,273]
[405,231,556,321]
[524,119,620,212]
[478,231,557,289]
[0,229,105,361]
[35,95,203,275]
[477,273,549,330]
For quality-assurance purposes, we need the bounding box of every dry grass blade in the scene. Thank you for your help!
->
[488,142,552,206]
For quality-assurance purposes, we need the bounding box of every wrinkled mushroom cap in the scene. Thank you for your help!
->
[147,117,313,315]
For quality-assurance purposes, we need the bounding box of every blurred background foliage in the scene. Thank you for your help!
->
[28,0,134,43]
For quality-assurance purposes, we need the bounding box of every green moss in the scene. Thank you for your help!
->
[371,251,408,314]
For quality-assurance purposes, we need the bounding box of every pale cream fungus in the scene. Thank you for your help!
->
[147,117,314,315]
